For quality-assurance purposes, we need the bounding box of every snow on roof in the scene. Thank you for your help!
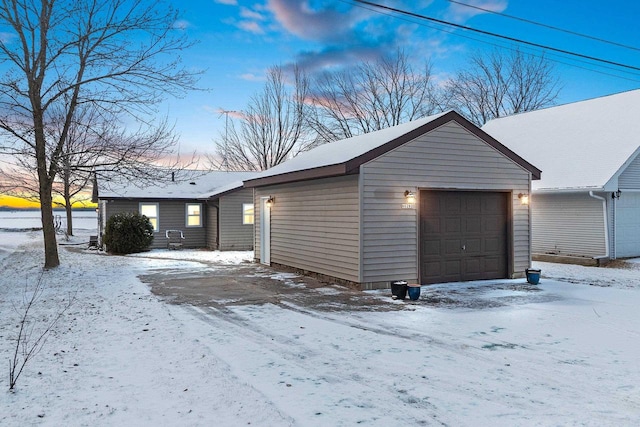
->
[482,89,640,192]
[247,111,450,180]
[98,170,257,199]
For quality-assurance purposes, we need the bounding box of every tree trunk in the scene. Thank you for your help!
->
[40,186,60,268]
[65,203,73,236]
[64,177,73,236]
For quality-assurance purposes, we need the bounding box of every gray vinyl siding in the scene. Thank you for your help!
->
[361,121,531,285]
[531,193,607,258]
[618,152,640,189]
[254,175,360,282]
[613,192,640,258]
[102,199,207,249]
[218,188,254,251]
[206,200,219,249]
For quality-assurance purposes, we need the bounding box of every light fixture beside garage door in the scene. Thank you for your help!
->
[518,193,529,205]
[404,190,416,204]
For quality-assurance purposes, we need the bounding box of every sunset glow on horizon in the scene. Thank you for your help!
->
[0,194,96,209]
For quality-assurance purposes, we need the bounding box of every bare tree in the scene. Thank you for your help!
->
[2,106,183,236]
[307,49,443,142]
[444,48,561,126]
[212,66,316,171]
[0,0,198,268]
[9,272,75,391]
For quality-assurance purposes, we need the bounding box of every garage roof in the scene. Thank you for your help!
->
[244,110,540,187]
[482,89,640,192]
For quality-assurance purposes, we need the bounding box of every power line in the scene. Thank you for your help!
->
[448,0,640,53]
[352,0,640,73]
[341,0,640,83]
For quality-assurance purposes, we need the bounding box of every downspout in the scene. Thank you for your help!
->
[588,191,610,260]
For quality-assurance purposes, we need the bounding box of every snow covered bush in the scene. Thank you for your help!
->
[103,212,154,254]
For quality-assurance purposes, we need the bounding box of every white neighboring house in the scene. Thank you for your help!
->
[483,89,640,264]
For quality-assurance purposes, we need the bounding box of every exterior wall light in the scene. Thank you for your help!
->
[518,193,529,205]
[265,196,275,208]
[612,189,622,199]
[404,190,416,204]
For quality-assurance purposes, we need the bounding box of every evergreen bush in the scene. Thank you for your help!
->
[103,212,154,254]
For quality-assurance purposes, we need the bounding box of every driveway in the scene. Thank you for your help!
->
[139,256,554,311]
[133,252,639,426]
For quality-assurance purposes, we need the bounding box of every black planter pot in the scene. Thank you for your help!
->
[391,281,408,300]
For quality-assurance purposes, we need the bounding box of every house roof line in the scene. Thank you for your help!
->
[244,111,540,188]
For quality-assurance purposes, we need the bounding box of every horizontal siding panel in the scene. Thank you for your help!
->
[272,247,359,266]
[532,193,606,257]
[255,175,360,282]
[219,189,254,251]
[272,237,360,253]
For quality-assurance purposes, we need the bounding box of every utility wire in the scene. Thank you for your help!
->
[342,0,640,82]
[448,0,640,53]
[352,0,640,72]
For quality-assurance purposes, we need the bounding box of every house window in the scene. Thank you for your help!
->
[243,203,254,225]
[186,203,202,227]
[139,203,159,232]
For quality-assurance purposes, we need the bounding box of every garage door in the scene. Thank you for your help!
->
[420,191,509,284]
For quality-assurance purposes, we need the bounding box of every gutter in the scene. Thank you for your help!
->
[588,191,610,259]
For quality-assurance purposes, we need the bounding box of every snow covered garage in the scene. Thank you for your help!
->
[483,89,640,264]
[244,111,540,289]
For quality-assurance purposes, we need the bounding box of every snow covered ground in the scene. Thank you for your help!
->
[1,225,640,426]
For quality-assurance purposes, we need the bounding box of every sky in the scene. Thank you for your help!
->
[2,0,640,208]
[165,0,640,155]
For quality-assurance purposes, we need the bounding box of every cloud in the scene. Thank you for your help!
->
[239,73,267,82]
[173,20,190,30]
[238,20,265,34]
[263,0,421,74]
[214,0,238,5]
[240,7,265,21]
[445,0,508,23]
[266,0,361,43]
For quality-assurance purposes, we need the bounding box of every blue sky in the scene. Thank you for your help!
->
[167,0,640,156]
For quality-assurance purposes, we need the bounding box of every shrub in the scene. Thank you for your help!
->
[103,212,154,254]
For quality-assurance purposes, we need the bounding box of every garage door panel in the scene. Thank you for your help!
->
[420,191,508,284]
[445,260,461,276]
[464,196,481,214]
[483,257,502,274]
[483,216,502,232]
[463,258,481,275]
[422,240,441,256]
[464,217,482,233]
[445,239,462,255]
[483,237,501,253]
[444,196,461,214]
[468,239,483,254]
[445,218,461,233]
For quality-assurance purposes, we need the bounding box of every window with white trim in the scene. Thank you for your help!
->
[242,203,254,225]
[139,203,159,232]
[186,203,202,227]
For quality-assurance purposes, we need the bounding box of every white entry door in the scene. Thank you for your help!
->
[260,196,271,265]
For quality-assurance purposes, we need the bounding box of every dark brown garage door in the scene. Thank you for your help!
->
[420,191,508,284]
